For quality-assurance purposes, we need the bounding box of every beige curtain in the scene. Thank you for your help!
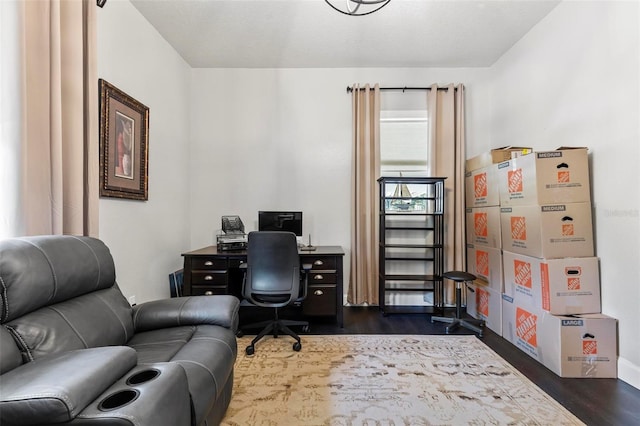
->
[427,84,466,303]
[348,84,380,305]
[18,0,98,236]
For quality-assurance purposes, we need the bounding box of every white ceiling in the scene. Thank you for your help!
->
[129,0,561,68]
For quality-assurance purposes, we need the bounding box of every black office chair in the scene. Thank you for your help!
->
[431,271,485,337]
[240,231,311,355]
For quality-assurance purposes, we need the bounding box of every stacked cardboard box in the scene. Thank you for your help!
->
[464,147,531,334]
[501,300,617,378]
[465,147,617,378]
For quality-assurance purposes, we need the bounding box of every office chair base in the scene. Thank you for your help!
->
[431,315,485,337]
[243,318,308,355]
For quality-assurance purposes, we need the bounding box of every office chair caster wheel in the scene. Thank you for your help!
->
[236,330,244,338]
[293,342,302,352]
[245,345,255,356]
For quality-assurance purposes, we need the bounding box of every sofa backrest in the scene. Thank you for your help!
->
[0,236,135,361]
[0,326,22,374]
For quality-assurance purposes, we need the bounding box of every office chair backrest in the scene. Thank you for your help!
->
[243,231,301,308]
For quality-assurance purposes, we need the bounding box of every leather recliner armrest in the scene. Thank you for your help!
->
[0,346,137,426]
[132,295,240,333]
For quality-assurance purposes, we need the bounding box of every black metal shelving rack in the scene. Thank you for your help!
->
[378,176,446,315]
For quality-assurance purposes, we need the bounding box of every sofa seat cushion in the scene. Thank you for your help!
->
[127,324,237,424]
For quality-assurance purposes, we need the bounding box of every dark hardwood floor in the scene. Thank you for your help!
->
[300,306,640,426]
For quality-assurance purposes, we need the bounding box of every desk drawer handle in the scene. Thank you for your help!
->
[314,274,324,280]
[204,291,213,296]
[313,290,324,296]
[204,275,213,281]
[313,260,324,266]
[204,261,214,266]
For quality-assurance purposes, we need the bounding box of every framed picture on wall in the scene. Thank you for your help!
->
[99,79,149,200]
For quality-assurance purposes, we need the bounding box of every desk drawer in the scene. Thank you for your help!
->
[191,257,227,270]
[303,285,336,316]
[191,286,227,296]
[191,271,227,285]
[305,256,337,271]
[309,272,337,285]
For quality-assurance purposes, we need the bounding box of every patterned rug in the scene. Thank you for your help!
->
[221,335,584,426]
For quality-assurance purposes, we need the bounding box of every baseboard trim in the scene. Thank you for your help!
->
[618,356,640,390]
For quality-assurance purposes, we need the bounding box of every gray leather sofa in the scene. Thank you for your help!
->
[0,235,240,426]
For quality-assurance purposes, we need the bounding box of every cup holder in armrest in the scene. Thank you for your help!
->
[126,368,161,385]
[98,389,140,411]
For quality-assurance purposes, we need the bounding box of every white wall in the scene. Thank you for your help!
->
[485,1,639,389]
[189,67,491,287]
[97,0,192,303]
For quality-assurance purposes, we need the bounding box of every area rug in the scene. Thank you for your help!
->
[221,335,584,426]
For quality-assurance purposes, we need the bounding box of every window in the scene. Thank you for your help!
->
[379,105,432,306]
[380,110,429,177]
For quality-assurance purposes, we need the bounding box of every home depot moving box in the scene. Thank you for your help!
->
[466,206,501,248]
[497,148,591,207]
[465,165,499,207]
[465,280,502,335]
[500,203,594,259]
[502,251,601,315]
[465,146,532,172]
[502,295,617,378]
[466,244,503,292]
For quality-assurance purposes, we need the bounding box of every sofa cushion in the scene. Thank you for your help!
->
[6,285,134,360]
[0,327,22,374]
[0,346,137,426]
[0,236,117,323]
[125,326,197,363]
[128,324,237,424]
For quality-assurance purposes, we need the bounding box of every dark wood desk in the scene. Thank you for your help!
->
[182,245,344,327]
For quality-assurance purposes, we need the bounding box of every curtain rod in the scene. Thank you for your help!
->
[346,86,457,93]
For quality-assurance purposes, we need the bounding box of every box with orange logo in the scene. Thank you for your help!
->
[466,244,503,292]
[465,165,499,207]
[502,251,601,314]
[465,280,502,335]
[497,148,590,207]
[500,203,594,259]
[502,296,617,378]
[465,206,501,248]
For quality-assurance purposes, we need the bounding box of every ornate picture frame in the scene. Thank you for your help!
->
[99,79,149,200]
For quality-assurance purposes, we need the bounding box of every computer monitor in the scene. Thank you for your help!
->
[258,211,303,236]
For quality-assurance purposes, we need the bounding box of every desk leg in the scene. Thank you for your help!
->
[336,256,344,328]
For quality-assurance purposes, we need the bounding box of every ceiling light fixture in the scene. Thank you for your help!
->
[324,0,391,16]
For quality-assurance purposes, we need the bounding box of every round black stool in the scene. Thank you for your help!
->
[431,271,484,337]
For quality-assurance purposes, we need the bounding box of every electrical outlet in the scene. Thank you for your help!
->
[128,295,136,306]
